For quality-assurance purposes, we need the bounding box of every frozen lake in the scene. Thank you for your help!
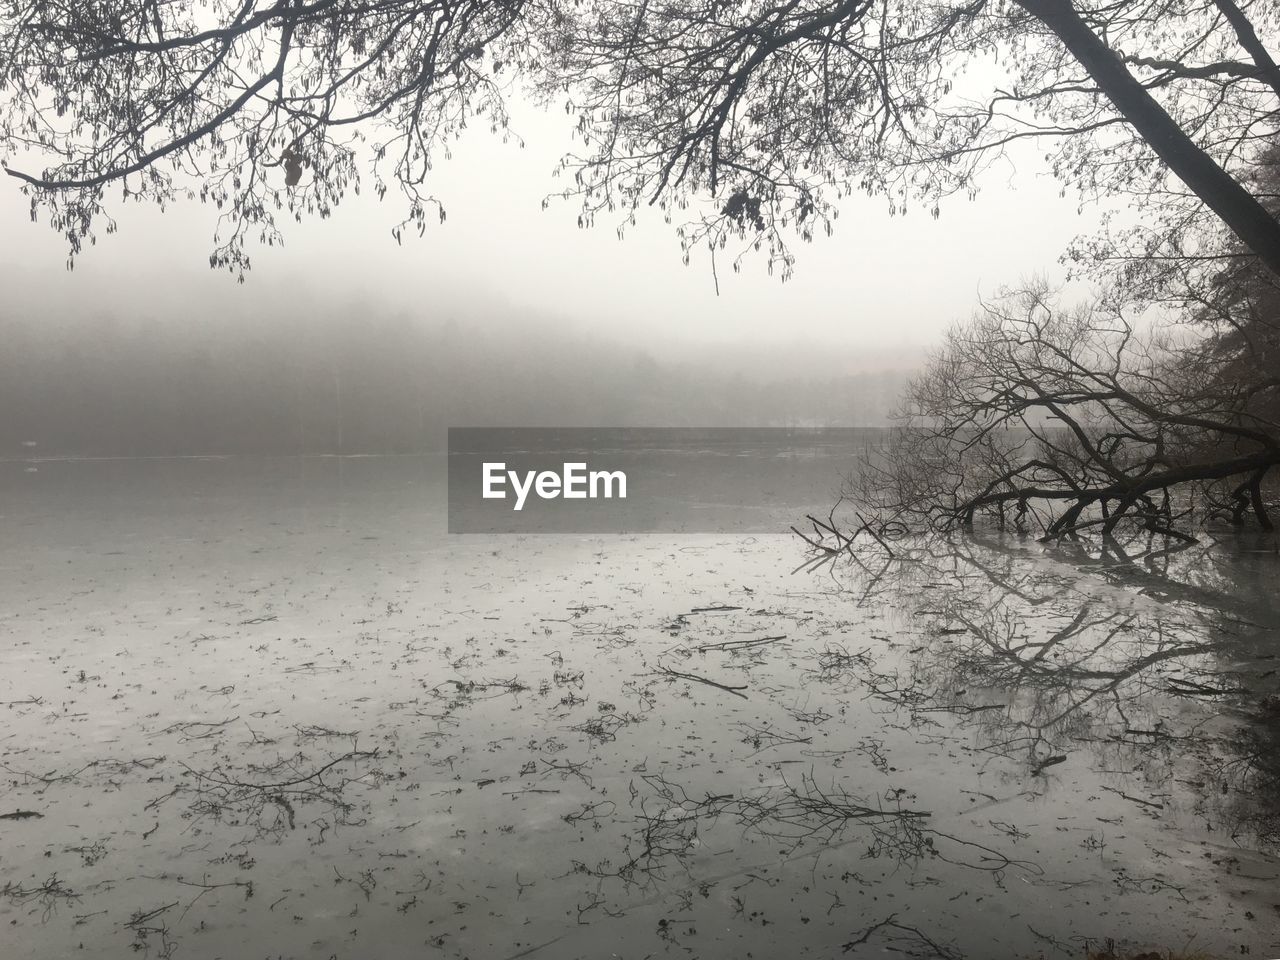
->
[1,455,1278,958]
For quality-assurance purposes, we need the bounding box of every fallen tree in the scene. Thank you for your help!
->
[849,280,1279,540]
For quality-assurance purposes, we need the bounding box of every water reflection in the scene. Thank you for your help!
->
[827,531,1280,849]
[1,461,1277,959]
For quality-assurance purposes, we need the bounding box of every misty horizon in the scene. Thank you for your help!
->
[0,301,917,458]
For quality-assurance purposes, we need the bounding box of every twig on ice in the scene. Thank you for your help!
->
[657,666,748,699]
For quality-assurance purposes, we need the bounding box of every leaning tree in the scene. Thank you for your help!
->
[846,149,1280,541]
[547,0,1280,280]
[855,281,1279,539]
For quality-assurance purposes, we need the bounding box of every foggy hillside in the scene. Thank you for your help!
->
[0,307,915,458]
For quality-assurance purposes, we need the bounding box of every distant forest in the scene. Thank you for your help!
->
[0,311,911,457]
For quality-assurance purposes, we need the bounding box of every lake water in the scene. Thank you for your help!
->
[1,454,1278,959]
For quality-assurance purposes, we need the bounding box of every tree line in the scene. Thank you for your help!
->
[0,312,908,457]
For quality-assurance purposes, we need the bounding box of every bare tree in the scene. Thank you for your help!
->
[2,0,1278,278]
[803,149,1280,543]
[0,0,541,276]
[850,280,1278,538]
[547,0,1280,277]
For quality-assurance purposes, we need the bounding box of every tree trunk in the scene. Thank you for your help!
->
[1016,0,1280,279]
[1211,0,1280,102]
[1249,467,1273,530]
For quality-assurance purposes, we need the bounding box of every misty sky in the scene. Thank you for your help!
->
[0,103,1108,359]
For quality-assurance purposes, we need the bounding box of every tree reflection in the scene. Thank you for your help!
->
[800,524,1280,852]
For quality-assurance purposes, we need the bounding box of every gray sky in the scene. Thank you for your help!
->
[0,104,1105,360]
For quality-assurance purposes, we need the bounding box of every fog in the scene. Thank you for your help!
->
[0,302,919,456]
[0,104,1107,455]
[4,24,1280,960]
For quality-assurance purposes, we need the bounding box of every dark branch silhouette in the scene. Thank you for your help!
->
[1,0,1278,278]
